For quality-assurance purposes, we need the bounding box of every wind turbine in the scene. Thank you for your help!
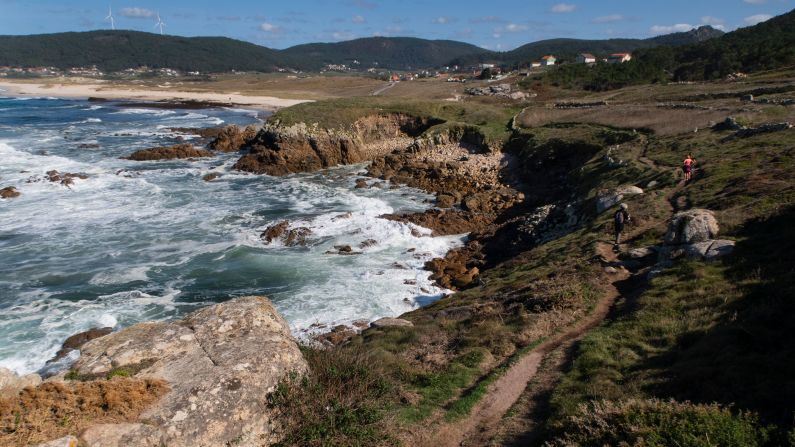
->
[105,6,115,30]
[154,12,165,35]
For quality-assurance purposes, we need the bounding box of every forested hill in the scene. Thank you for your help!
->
[0,31,289,73]
[0,25,726,73]
[450,26,724,67]
[537,8,795,90]
[280,37,489,71]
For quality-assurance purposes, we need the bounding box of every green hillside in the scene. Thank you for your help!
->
[0,30,288,73]
[0,26,725,74]
[281,37,491,70]
[536,8,795,90]
[450,26,724,67]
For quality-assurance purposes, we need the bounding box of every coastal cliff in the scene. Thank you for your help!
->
[3,297,306,447]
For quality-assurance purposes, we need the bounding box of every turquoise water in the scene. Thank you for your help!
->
[0,95,462,374]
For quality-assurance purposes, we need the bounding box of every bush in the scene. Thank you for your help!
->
[268,347,398,447]
[549,399,774,447]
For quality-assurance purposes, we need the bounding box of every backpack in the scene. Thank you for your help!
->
[614,210,626,225]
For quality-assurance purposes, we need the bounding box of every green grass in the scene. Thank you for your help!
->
[271,97,521,146]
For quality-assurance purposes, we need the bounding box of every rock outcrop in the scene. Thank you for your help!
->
[664,209,719,245]
[654,209,734,265]
[208,125,259,152]
[47,327,113,364]
[70,296,307,447]
[233,114,438,176]
[125,144,212,161]
[0,186,20,198]
[0,367,42,398]
[261,221,312,246]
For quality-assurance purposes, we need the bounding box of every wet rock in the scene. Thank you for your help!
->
[261,221,312,246]
[209,125,259,152]
[72,296,307,447]
[48,327,113,364]
[0,367,42,398]
[359,239,378,248]
[0,186,20,198]
[125,144,212,161]
[371,318,414,328]
[78,143,100,149]
[354,178,369,189]
[664,209,719,245]
[336,245,353,253]
[325,245,362,255]
[202,173,222,182]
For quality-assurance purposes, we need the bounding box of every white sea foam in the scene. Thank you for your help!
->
[111,108,176,116]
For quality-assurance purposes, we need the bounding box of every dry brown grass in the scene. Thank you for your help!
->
[0,378,168,446]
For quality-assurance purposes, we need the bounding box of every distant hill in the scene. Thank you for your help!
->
[450,26,724,67]
[535,8,795,90]
[281,37,490,71]
[0,30,289,73]
[0,26,726,73]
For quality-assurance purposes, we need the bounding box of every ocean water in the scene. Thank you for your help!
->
[0,95,462,374]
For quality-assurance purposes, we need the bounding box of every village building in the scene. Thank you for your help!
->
[608,53,632,64]
[576,53,597,64]
[540,55,557,66]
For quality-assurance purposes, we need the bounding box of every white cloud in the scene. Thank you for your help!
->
[494,23,528,34]
[744,14,773,25]
[120,7,154,18]
[743,0,767,4]
[701,16,726,30]
[592,14,625,24]
[650,23,694,34]
[550,3,576,13]
[259,22,284,33]
[432,16,454,24]
[352,15,365,23]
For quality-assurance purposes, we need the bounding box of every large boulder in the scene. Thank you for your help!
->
[664,209,719,245]
[0,367,42,398]
[596,186,644,213]
[71,296,307,447]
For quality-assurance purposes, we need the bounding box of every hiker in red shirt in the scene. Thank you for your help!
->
[683,154,696,182]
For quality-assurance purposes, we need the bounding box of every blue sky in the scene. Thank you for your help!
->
[1,0,792,50]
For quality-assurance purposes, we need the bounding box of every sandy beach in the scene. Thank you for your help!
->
[0,79,310,110]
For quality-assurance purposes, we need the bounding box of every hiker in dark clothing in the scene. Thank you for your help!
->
[614,203,630,248]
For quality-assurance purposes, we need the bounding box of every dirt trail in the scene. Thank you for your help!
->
[410,242,629,447]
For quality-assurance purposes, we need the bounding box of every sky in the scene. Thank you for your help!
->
[0,0,792,50]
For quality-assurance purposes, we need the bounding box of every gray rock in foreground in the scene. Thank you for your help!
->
[664,209,719,245]
[0,366,41,398]
[72,296,307,447]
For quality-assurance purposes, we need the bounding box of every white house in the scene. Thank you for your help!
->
[576,53,596,64]
[540,55,557,66]
[531,62,542,68]
[608,53,632,64]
